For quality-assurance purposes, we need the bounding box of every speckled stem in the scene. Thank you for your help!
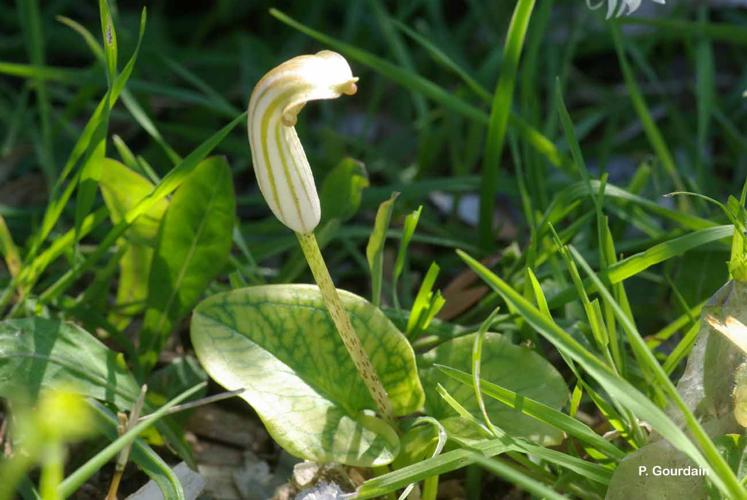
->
[297,231,394,423]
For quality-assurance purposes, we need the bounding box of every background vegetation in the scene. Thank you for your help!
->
[3,0,747,498]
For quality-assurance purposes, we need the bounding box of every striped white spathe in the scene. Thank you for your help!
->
[247,51,358,234]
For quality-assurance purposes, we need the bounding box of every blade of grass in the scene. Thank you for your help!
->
[456,249,743,498]
[0,215,21,278]
[610,23,686,197]
[29,9,147,262]
[527,262,642,445]
[392,205,422,309]
[438,364,625,460]
[647,299,705,349]
[479,0,536,248]
[91,401,184,500]
[519,0,555,213]
[57,15,183,168]
[396,417,447,500]
[367,193,398,307]
[16,0,54,184]
[269,8,569,173]
[1,85,29,157]
[405,262,443,337]
[469,454,567,500]
[548,225,733,309]
[437,384,610,487]
[694,6,715,187]
[161,55,238,117]
[58,383,205,498]
[392,19,490,102]
[471,307,503,436]
[567,245,744,498]
[662,322,701,375]
[542,180,713,233]
[98,0,117,85]
[19,207,109,295]
[0,61,83,83]
[34,112,246,306]
[74,2,142,244]
[120,92,181,164]
[56,15,104,60]
[620,17,747,45]
[367,0,428,127]
[357,440,515,499]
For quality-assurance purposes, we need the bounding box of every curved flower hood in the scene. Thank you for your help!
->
[248,50,358,234]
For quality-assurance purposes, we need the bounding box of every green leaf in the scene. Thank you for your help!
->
[0,317,139,407]
[320,157,369,223]
[139,157,235,370]
[99,158,167,243]
[99,158,169,326]
[419,332,568,446]
[0,316,194,466]
[190,284,424,466]
[366,192,398,307]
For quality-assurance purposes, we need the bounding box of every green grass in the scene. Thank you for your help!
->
[2,0,747,498]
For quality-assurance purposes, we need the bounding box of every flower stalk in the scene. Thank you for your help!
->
[248,51,394,422]
[297,232,393,421]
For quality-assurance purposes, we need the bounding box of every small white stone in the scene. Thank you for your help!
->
[126,462,205,500]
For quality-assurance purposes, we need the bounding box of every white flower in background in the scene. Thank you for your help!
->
[247,51,358,234]
[586,0,666,18]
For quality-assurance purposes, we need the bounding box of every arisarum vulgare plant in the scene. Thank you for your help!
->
[247,50,394,422]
